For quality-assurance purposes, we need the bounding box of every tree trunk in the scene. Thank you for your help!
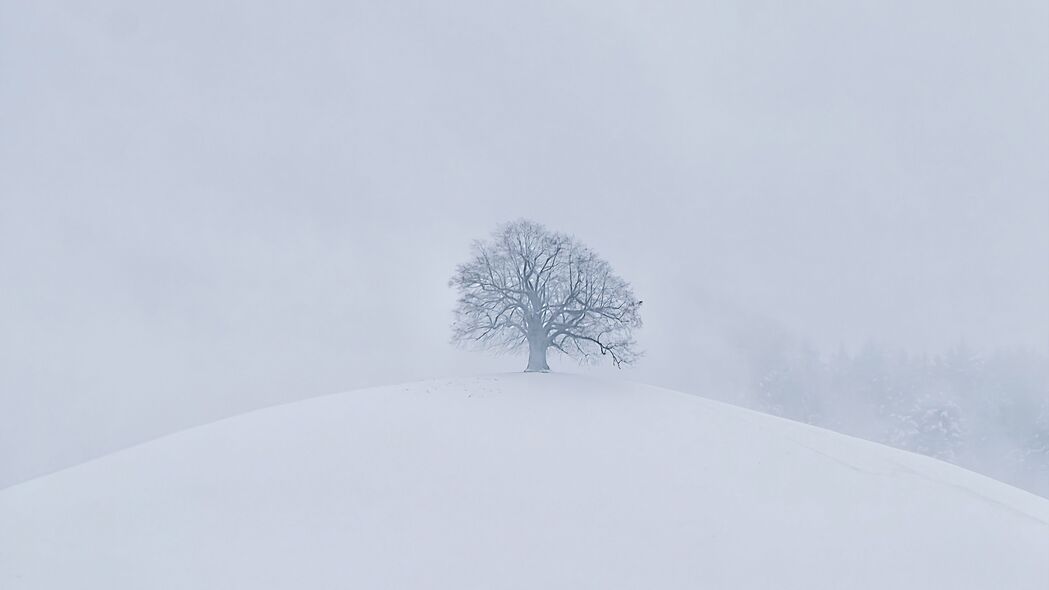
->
[525,333,550,372]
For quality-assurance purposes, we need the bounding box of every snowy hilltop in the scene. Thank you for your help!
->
[2,373,1047,589]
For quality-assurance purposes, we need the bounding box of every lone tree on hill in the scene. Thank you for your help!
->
[450,220,642,372]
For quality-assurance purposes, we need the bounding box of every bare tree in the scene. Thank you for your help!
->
[450,220,642,372]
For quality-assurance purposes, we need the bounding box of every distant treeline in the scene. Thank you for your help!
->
[744,343,1049,497]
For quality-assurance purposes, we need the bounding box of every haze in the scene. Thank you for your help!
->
[1,0,1046,489]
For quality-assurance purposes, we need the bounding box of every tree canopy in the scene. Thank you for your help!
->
[450,220,642,372]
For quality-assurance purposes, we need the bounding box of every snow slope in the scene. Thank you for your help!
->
[2,374,1047,589]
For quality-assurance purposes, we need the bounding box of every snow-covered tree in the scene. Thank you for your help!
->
[450,220,642,372]
[1020,399,1049,479]
[741,341,1048,494]
[888,392,966,462]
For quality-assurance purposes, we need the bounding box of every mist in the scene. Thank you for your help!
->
[1,0,1046,496]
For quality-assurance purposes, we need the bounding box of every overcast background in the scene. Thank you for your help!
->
[2,0,1047,488]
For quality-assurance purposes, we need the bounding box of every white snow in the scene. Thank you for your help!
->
[2,373,1047,589]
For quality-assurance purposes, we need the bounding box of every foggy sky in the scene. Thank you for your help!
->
[2,0,1047,487]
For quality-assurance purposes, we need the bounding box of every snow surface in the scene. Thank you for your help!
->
[2,373,1047,589]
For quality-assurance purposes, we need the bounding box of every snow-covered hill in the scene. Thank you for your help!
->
[2,374,1047,589]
